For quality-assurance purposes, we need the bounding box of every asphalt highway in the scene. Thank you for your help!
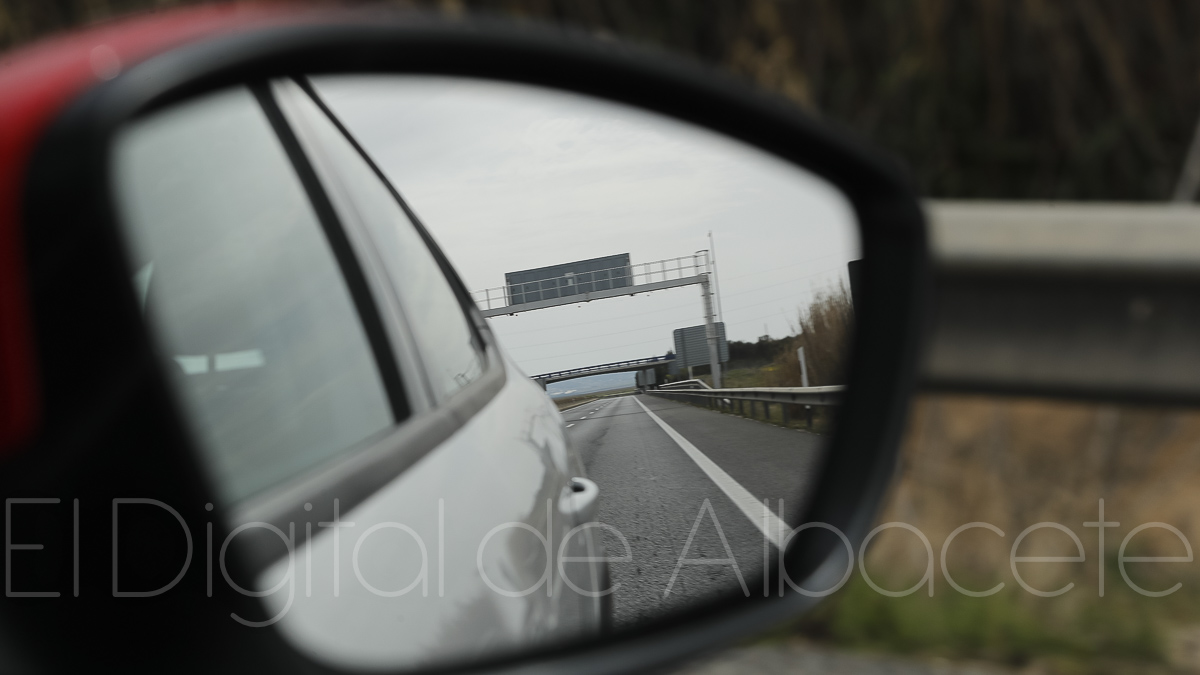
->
[562,394,826,628]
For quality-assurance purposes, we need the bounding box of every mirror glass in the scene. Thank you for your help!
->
[111,74,859,670]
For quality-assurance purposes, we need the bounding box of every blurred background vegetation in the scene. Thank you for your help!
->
[4,0,1199,200]
[6,2,1200,672]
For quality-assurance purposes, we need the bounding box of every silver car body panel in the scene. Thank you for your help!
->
[261,347,602,669]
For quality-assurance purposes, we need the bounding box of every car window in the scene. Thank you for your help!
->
[112,86,394,505]
[278,80,485,403]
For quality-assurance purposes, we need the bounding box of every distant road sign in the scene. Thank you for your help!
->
[504,254,632,307]
[672,322,729,368]
[847,259,862,311]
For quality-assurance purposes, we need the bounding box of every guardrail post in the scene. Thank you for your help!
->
[806,405,813,430]
[781,403,789,426]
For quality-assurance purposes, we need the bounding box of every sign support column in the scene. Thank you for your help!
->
[701,270,722,388]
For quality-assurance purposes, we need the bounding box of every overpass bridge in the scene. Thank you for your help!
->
[530,355,673,389]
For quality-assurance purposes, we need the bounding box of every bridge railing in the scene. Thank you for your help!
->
[532,355,674,382]
[472,253,709,313]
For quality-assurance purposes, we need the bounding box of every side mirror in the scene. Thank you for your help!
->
[0,8,927,673]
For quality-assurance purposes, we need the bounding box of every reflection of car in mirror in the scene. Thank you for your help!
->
[110,73,861,665]
[113,80,612,667]
[0,8,926,674]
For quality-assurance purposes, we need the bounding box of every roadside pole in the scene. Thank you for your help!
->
[798,346,812,429]
[709,231,725,323]
[701,259,722,389]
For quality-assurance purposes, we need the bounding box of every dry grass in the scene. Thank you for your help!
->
[802,394,1200,669]
[875,396,1200,581]
[766,281,853,387]
[687,284,852,431]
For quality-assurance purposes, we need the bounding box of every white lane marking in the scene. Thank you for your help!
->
[567,423,575,428]
[632,396,789,549]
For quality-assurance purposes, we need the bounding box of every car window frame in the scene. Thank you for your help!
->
[294,76,493,373]
[267,78,438,416]
[111,83,408,507]
[252,82,411,422]
[277,76,491,406]
[225,79,508,571]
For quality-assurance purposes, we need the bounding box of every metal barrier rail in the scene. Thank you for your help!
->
[650,385,843,406]
[648,385,844,427]
[657,379,710,390]
[924,201,1200,403]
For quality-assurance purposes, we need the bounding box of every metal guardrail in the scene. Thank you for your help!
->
[925,201,1200,403]
[650,385,843,406]
[649,384,844,428]
[657,379,711,390]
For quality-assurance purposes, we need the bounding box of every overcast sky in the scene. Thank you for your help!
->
[313,75,859,378]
